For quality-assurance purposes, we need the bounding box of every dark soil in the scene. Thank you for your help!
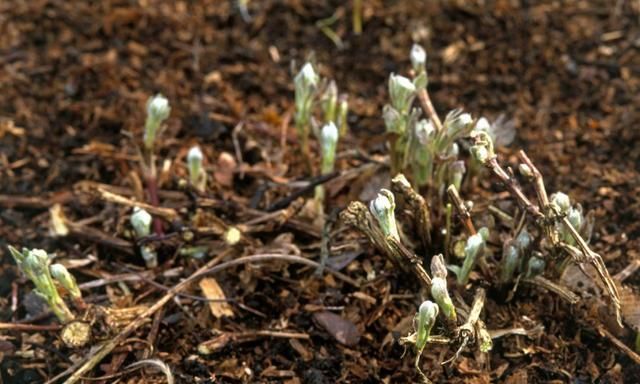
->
[1,1,640,383]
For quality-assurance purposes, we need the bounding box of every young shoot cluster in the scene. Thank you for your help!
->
[294,62,348,211]
[294,62,348,163]
[8,246,82,323]
[384,44,495,194]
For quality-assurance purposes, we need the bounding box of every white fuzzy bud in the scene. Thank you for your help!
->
[458,113,473,126]
[25,249,50,274]
[550,192,571,213]
[475,117,491,133]
[471,145,489,163]
[389,74,416,112]
[295,63,319,89]
[146,94,170,121]
[369,189,399,241]
[50,263,81,299]
[188,146,203,163]
[321,121,339,147]
[415,119,435,144]
[416,300,439,351]
[410,44,427,71]
[130,208,152,238]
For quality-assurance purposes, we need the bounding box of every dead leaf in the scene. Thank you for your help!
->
[199,278,234,318]
[313,311,360,346]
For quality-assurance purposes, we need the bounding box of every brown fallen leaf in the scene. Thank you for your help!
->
[313,311,360,347]
[199,278,234,318]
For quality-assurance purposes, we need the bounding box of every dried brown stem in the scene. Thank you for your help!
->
[522,275,580,304]
[417,89,443,133]
[341,201,431,288]
[391,174,432,248]
[561,219,622,327]
[0,322,63,331]
[96,188,178,221]
[446,185,476,235]
[445,288,486,364]
[485,157,543,219]
[517,151,550,207]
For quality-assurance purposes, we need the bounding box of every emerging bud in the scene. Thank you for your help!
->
[526,253,546,277]
[50,263,82,300]
[470,131,495,164]
[410,44,427,74]
[430,255,457,324]
[369,189,400,241]
[383,105,402,133]
[415,119,435,145]
[514,228,532,250]
[146,94,170,121]
[388,74,416,112]
[454,230,487,286]
[550,192,571,213]
[567,207,583,231]
[444,109,473,138]
[144,94,171,151]
[24,249,50,276]
[295,63,319,90]
[471,145,489,163]
[449,160,466,191]
[430,254,448,279]
[474,117,491,133]
[140,245,158,268]
[500,242,519,284]
[320,122,339,174]
[130,207,152,238]
[187,146,207,192]
[518,163,534,178]
[416,300,439,351]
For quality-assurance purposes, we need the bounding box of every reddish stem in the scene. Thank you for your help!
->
[145,175,164,235]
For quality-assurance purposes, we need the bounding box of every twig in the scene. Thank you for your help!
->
[446,185,476,235]
[595,323,640,365]
[266,171,340,212]
[0,322,62,331]
[66,221,134,255]
[484,156,543,219]
[96,188,178,221]
[521,275,580,304]
[416,89,443,133]
[198,330,309,354]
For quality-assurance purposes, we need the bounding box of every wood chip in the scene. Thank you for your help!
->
[199,278,234,318]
